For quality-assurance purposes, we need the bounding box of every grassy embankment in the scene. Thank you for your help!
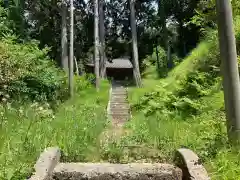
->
[99,24,240,180]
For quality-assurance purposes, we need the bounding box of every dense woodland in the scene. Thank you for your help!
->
[0,0,206,69]
[1,0,240,179]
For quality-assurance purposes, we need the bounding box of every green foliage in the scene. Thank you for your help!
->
[188,0,216,34]
[142,46,168,78]
[144,46,166,65]
[134,33,221,117]
[118,25,240,179]
[0,6,13,37]
[99,99,228,165]
[208,147,240,180]
[189,0,240,36]
[232,0,240,16]
[0,36,67,103]
[133,71,219,117]
[0,79,110,179]
[2,0,240,179]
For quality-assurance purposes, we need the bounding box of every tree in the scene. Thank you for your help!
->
[99,0,106,78]
[216,0,240,143]
[130,0,142,87]
[3,0,203,78]
[5,0,26,39]
[94,0,100,90]
[158,0,168,54]
[69,0,74,97]
[61,0,68,71]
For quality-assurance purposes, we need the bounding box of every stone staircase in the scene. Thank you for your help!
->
[107,81,130,126]
[29,80,211,180]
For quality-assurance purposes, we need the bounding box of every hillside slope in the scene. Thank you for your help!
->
[102,25,240,179]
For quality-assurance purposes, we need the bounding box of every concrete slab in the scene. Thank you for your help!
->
[52,163,182,180]
[175,148,210,180]
[29,147,61,180]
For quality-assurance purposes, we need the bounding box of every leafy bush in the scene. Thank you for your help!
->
[133,68,220,118]
[142,46,167,78]
[0,36,67,103]
[0,6,13,38]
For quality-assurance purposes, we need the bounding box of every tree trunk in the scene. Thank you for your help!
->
[19,0,25,39]
[61,0,68,71]
[155,45,160,76]
[4,0,8,8]
[178,21,185,57]
[216,0,240,143]
[74,56,79,75]
[94,0,100,90]
[167,41,173,69]
[99,0,106,78]
[158,0,168,73]
[130,0,142,87]
[69,0,74,97]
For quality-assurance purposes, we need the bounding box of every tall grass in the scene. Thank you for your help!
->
[0,79,109,179]
[102,32,240,179]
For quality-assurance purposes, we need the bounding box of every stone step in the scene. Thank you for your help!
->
[112,86,126,89]
[111,101,128,104]
[52,162,182,180]
[111,111,129,115]
[110,103,129,108]
[111,104,128,107]
[112,88,126,90]
[111,94,127,98]
[111,100,128,104]
[110,107,129,111]
[110,111,129,115]
[110,107,129,110]
[110,113,129,117]
[112,87,126,89]
[110,109,129,113]
[111,93,127,97]
[111,96,127,100]
[111,97,127,101]
[112,90,127,94]
[112,91,127,94]
[112,90,127,93]
[111,100,127,104]
[111,114,129,118]
[111,101,127,105]
[111,106,129,110]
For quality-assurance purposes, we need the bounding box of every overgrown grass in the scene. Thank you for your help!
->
[0,78,109,180]
[101,30,240,179]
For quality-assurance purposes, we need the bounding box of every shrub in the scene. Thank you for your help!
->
[142,46,167,78]
[0,36,67,103]
[0,6,13,38]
